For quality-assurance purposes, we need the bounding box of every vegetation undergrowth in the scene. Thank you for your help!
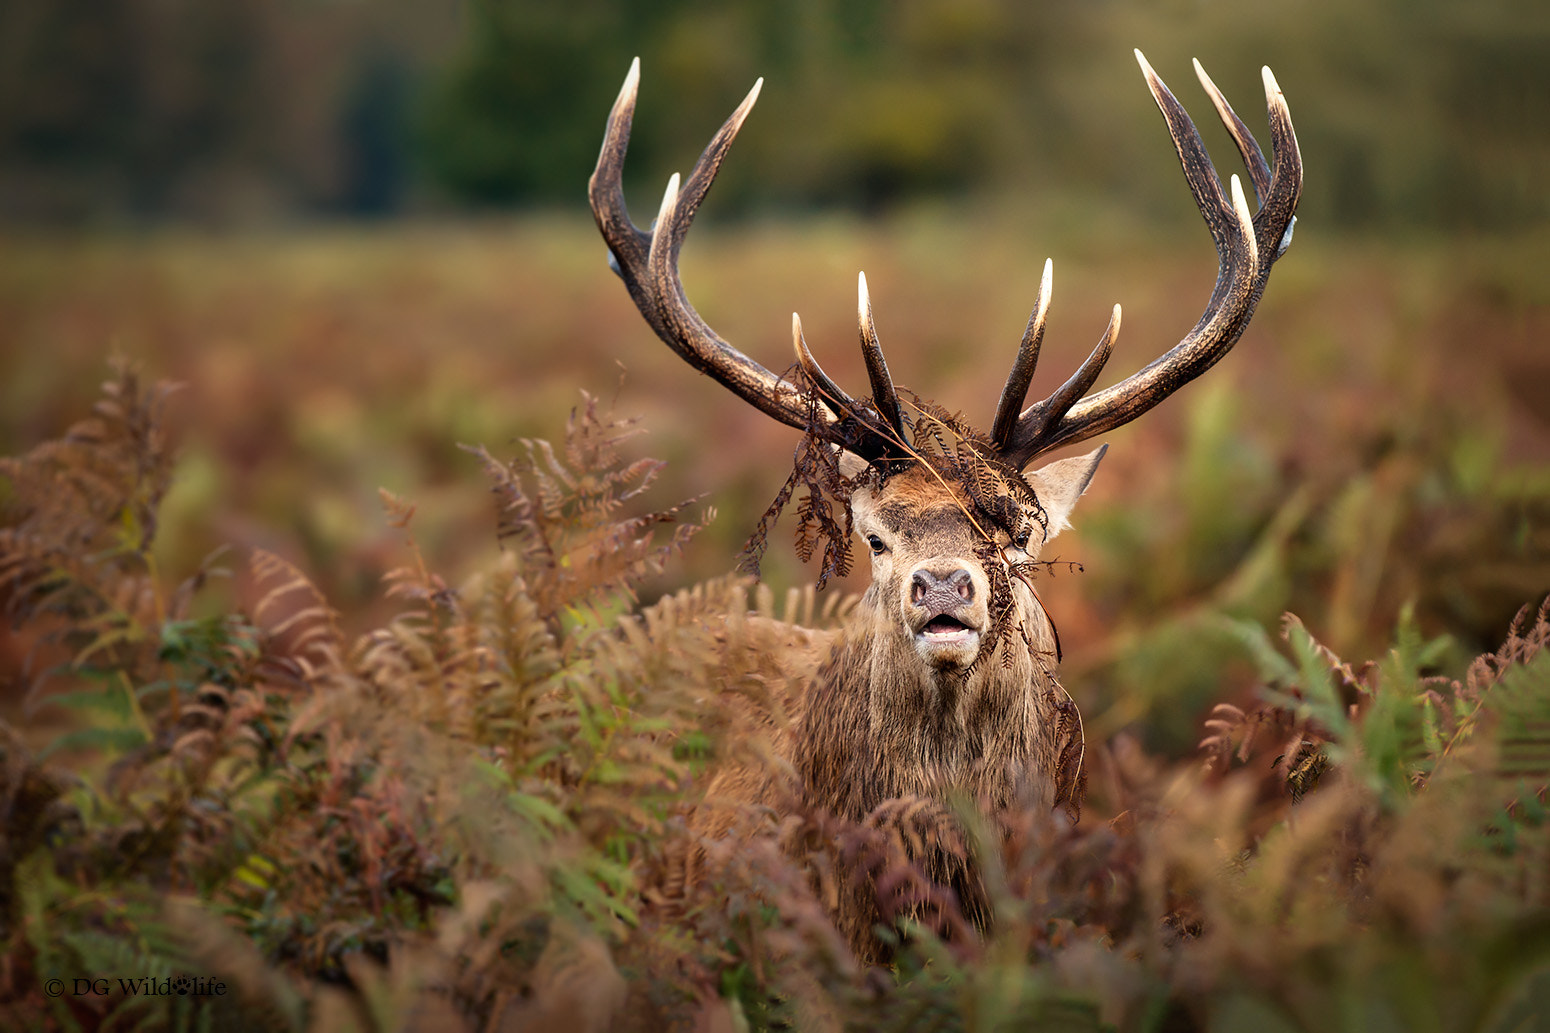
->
[1,366,1547,1032]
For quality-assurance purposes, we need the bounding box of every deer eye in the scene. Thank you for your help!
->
[866,534,887,555]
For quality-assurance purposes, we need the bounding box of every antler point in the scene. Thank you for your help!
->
[1191,57,1218,95]
[742,77,764,112]
[646,173,682,267]
[858,272,876,325]
[621,57,641,101]
[1033,258,1053,319]
[1228,174,1258,266]
[1262,65,1282,97]
[658,172,681,217]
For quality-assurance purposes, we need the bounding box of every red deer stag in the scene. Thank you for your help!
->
[590,51,1301,960]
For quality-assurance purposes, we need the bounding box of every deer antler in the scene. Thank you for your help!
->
[589,58,906,464]
[993,51,1302,466]
[591,51,1302,473]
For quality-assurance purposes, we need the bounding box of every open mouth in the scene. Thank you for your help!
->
[919,613,976,643]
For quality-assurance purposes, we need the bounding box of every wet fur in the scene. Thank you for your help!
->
[689,456,1099,963]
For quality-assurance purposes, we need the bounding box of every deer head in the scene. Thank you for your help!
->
[589,50,1300,676]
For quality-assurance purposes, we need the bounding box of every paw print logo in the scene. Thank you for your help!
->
[174,976,192,997]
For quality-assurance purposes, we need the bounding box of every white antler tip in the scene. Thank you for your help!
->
[737,76,764,116]
[656,172,681,223]
[1191,57,1218,93]
[616,57,641,108]
[645,173,681,264]
[1262,65,1282,97]
[791,312,806,359]
[1228,174,1258,265]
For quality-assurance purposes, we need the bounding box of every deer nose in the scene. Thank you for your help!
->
[910,567,975,607]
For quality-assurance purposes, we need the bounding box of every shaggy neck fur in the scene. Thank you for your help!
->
[797,573,1066,821]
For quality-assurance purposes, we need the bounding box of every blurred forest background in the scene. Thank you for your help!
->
[3,1,1550,1029]
[2,0,1547,225]
[2,0,1548,751]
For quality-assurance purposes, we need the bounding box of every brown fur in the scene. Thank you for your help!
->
[594,53,1302,972]
[689,457,1099,963]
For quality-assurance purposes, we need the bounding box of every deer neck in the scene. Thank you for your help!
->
[800,591,1060,818]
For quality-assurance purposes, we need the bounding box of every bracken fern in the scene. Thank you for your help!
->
[3,366,1550,1032]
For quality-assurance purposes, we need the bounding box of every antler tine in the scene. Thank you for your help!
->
[662,75,764,263]
[589,60,829,434]
[1194,59,1303,261]
[1191,58,1271,204]
[589,57,651,276]
[1134,50,1238,257]
[1257,65,1303,259]
[857,272,906,442]
[792,312,849,420]
[999,52,1299,466]
[991,257,1053,449]
[591,59,911,464]
[1008,305,1121,464]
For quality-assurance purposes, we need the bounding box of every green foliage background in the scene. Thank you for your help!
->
[418,0,1550,230]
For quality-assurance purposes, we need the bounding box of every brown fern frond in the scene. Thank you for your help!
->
[740,371,858,587]
[0,363,179,628]
[249,548,342,678]
[563,390,645,476]
[740,466,801,580]
[461,395,706,624]
[1421,595,1550,789]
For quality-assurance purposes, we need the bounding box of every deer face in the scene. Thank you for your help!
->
[853,470,991,670]
[850,448,1106,673]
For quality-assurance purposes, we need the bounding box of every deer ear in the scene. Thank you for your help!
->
[835,447,870,481]
[1025,444,1107,544]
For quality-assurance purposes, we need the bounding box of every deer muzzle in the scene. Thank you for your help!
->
[907,565,985,667]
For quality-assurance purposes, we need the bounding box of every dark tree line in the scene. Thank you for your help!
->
[0,0,1545,230]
